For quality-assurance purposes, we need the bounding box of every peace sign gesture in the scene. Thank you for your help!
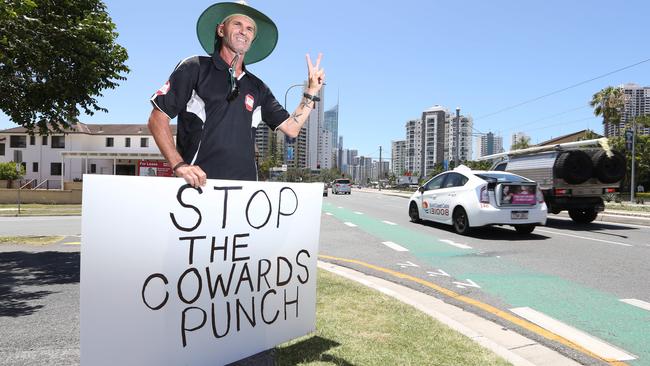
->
[306,53,325,92]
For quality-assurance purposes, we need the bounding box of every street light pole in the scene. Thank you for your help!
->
[284,83,304,170]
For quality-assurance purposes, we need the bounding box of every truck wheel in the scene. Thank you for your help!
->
[452,207,471,235]
[409,202,421,223]
[591,150,626,183]
[554,150,593,184]
[568,208,598,223]
[514,224,536,234]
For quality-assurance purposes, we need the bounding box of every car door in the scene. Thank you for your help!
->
[436,172,469,224]
[420,173,448,222]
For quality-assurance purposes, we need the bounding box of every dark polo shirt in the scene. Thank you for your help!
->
[151,53,289,181]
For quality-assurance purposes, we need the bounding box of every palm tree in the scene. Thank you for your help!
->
[590,86,625,127]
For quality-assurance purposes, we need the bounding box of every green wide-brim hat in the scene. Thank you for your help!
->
[196,2,278,64]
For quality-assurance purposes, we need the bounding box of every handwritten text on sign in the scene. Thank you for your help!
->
[81,176,323,366]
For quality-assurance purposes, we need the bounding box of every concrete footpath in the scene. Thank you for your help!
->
[318,261,581,366]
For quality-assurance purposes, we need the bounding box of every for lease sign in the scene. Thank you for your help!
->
[80,175,322,365]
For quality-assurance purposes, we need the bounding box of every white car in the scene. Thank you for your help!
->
[408,166,547,235]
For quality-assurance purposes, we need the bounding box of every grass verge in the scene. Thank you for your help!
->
[0,204,81,216]
[277,269,511,366]
[604,202,650,213]
[0,235,65,245]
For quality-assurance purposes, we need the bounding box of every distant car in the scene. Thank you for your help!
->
[408,166,547,235]
[332,178,352,195]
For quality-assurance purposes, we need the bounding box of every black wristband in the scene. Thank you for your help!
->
[303,92,320,102]
[173,162,188,172]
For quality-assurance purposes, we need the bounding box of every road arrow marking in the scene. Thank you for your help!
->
[440,239,472,249]
[453,279,480,289]
[396,261,419,268]
[427,269,450,277]
[382,220,397,225]
[343,222,357,227]
[620,298,650,312]
[381,241,408,252]
[510,307,637,361]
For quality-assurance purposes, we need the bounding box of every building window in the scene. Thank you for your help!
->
[42,136,48,145]
[125,137,131,147]
[21,162,26,172]
[106,137,114,147]
[33,162,38,173]
[10,135,26,148]
[0,143,4,156]
[30,135,36,145]
[50,162,62,176]
[140,138,148,147]
[51,135,65,148]
[90,164,96,174]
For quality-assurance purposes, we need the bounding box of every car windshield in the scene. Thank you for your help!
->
[335,179,351,184]
[475,173,530,183]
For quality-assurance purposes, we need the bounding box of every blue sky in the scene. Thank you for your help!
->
[1,0,649,159]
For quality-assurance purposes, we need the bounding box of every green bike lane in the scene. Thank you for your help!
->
[322,202,650,366]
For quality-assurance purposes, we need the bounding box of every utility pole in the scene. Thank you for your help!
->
[631,118,636,204]
[378,145,382,191]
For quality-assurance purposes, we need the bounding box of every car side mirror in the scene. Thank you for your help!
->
[418,186,425,193]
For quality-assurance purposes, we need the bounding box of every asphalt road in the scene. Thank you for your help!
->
[1,192,649,366]
[319,190,650,366]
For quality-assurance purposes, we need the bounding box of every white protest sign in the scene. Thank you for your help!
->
[80,175,323,365]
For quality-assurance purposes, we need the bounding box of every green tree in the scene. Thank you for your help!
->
[608,135,650,192]
[464,160,492,170]
[511,136,531,150]
[577,129,600,141]
[0,162,25,186]
[0,0,129,135]
[590,86,625,127]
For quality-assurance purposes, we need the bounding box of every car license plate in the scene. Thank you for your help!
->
[511,210,528,220]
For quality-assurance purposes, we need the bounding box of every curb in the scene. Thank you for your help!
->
[317,261,582,366]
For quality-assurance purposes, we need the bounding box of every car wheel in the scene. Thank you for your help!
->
[568,208,598,224]
[514,224,535,234]
[452,207,471,235]
[409,202,420,223]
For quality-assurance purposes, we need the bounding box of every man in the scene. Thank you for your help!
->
[148,2,324,188]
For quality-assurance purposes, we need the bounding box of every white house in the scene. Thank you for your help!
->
[0,123,175,189]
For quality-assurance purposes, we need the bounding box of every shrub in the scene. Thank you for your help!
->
[0,162,25,181]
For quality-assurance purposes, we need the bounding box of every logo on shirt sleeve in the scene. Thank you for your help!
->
[155,81,171,96]
[245,94,254,112]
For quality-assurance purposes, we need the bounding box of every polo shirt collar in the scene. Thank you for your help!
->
[211,51,248,73]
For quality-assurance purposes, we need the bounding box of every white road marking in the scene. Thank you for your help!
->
[381,241,409,252]
[382,220,397,225]
[324,212,333,216]
[427,269,450,277]
[536,228,632,247]
[510,307,637,361]
[620,298,650,312]
[343,222,357,227]
[453,279,480,289]
[396,261,419,268]
[439,239,472,249]
[337,206,343,209]
[354,211,364,215]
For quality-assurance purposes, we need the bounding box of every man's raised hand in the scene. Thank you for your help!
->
[306,53,325,91]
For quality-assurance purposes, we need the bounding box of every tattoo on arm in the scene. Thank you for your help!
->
[291,112,303,124]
